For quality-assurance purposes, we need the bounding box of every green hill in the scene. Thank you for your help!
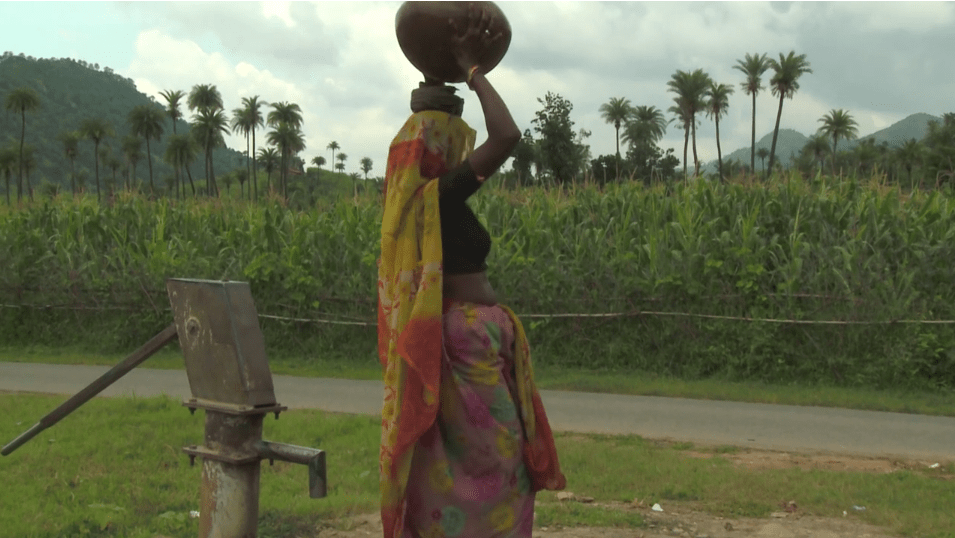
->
[0,52,244,194]
[851,112,941,148]
[710,128,809,173]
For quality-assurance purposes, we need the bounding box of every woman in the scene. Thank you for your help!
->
[378,5,565,538]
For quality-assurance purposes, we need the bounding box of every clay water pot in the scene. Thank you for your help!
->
[395,1,512,83]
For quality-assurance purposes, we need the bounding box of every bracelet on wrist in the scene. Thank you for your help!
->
[466,65,481,87]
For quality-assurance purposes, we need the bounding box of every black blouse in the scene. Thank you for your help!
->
[438,160,491,275]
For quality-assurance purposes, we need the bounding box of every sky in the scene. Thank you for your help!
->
[2,1,954,178]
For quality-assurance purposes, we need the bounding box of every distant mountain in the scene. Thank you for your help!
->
[707,128,809,174]
[0,53,244,193]
[851,112,940,148]
[703,113,943,174]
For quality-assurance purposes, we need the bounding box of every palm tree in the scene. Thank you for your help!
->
[335,162,346,173]
[19,145,36,201]
[705,82,735,183]
[231,105,253,197]
[756,147,770,175]
[0,146,17,205]
[232,99,268,200]
[266,123,306,200]
[257,146,280,193]
[803,134,831,177]
[598,97,633,179]
[241,96,266,201]
[347,171,362,197]
[122,136,143,192]
[265,102,305,199]
[667,103,692,182]
[128,104,166,193]
[97,145,113,196]
[158,89,186,134]
[766,51,813,179]
[336,153,348,176]
[235,168,249,199]
[188,84,224,192]
[107,156,123,195]
[191,108,229,196]
[79,118,114,202]
[59,131,81,196]
[875,141,894,180]
[621,106,669,183]
[817,108,858,177]
[626,106,668,146]
[158,90,187,196]
[852,138,880,177]
[311,155,326,188]
[187,84,224,114]
[667,69,712,177]
[733,53,771,176]
[221,171,234,195]
[360,157,373,179]
[267,101,303,130]
[327,141,340,169]
[165,134,199,196]
[895,139,925,188]
[4,87,41,202]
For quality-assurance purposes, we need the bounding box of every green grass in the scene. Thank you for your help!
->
[534,366,955,417]
[0,393,379,538]
[4,345,955,417]
[2,393,953,537]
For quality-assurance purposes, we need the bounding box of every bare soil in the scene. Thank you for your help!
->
[319,509,898,538]
[317,447,953,538]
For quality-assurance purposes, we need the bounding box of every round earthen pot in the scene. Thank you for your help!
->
[395,1,512,83]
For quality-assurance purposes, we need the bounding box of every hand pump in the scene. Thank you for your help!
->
[3,278,328,538]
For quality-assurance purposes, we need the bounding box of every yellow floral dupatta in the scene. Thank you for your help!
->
[378,111,475,538]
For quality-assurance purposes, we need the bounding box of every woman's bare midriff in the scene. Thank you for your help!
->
[444,271,498,306]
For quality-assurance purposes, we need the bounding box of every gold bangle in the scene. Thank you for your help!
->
[467,65,480,87]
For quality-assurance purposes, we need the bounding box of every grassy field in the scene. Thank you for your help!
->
[4,345,955,418]
[1,393,953,538]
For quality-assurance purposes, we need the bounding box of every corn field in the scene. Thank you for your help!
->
[2,175,955,390]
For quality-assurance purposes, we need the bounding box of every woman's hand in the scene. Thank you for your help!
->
[449,4,505,78]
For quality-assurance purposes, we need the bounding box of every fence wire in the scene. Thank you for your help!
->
[4,302,955,327]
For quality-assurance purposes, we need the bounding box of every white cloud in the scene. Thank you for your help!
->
[261,1,296,28]
[97,1,955,179]
[829,1,955,33]
[125,29,307,148]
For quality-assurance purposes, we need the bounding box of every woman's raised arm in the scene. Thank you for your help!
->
[450,4,521,180]
[466,73,520,179]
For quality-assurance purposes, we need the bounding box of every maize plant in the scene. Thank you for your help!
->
[2,176,955,390]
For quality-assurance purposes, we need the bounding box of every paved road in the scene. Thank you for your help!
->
[2,362,954,461]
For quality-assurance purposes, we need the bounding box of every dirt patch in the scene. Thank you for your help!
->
[314,447,950,538]
[617,506,898,538]
[317,513,381,537]
[680,445,951,477]
[316,505,898,538]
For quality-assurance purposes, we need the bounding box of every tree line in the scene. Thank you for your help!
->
[515,49,953,189]
[4,51,954,203]
[1,67,376,204]
[591,51,814,185]
[500,51,813,188]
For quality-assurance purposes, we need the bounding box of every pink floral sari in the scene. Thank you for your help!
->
[403,301,535,537]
